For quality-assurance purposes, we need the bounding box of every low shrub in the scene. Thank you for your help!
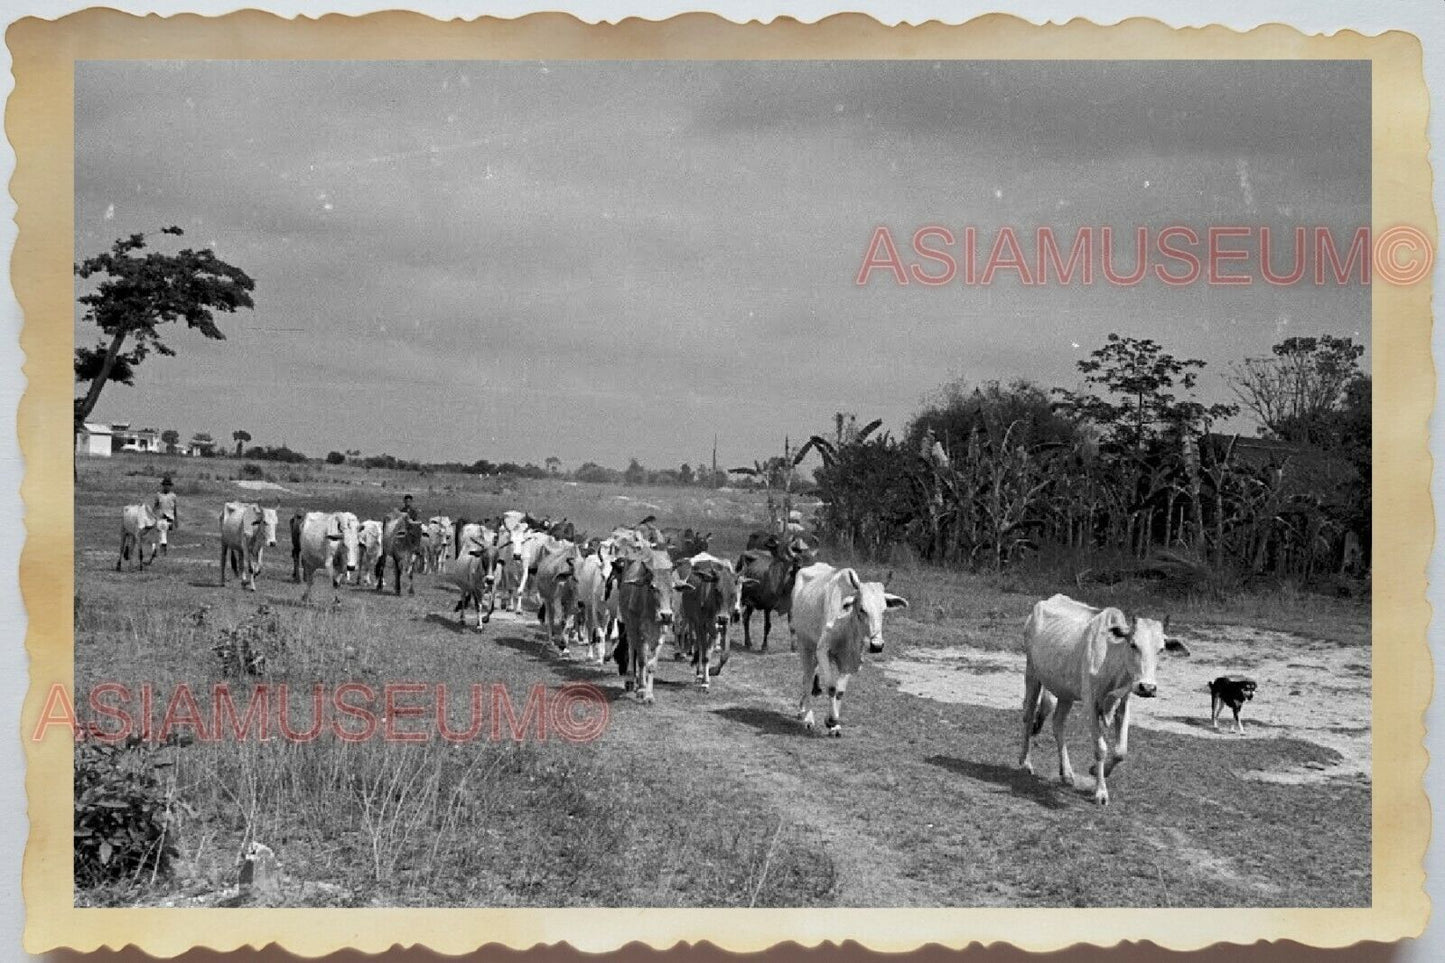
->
[74,734,186,889]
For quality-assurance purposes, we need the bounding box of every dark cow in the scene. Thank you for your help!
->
[746,529,778,552]
[677,556,741,689]
[614,545,687,703]
[289,511,307,582]
[535,538,581,654]
[548,518,576,542]
[736,537,813,651]
[375,510,424,595]
[662,527,712,561]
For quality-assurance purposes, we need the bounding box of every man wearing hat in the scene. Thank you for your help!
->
[151,475,179,555]
[400,493,420,522]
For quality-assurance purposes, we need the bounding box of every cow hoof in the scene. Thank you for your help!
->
[673,652,685,661]
[408,588,415,596]
[828,726,842,738]
[624,680,635,692]
[1094,792,1110,806]
[1020,760,1034,776]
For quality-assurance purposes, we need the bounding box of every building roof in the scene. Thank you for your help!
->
[80,423,113,435]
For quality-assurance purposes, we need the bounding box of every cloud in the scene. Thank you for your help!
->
[76,60,1369,466]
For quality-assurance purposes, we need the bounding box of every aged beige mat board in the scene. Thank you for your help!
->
[12,9,1432,956]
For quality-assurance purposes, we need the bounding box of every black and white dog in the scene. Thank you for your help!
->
[1208,676,1258,734]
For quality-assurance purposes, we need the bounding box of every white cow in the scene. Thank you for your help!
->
[296,511,361,603]
[1018,593,1190,805]
[575,550,614,665]
[355,520,383,585]
[219,501,279,590]
[791,562,908,736]
[116,504,170,572]
[436,537,497,630]
[494,525,547,613]
[422,515,453,573]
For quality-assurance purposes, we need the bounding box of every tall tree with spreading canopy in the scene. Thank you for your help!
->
[1054,334,1236,455]
[74,227,255,428]
[1226,335,1364,444]
[232,429,252,456]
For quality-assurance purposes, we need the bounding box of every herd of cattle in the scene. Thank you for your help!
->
[111,497,1206,804]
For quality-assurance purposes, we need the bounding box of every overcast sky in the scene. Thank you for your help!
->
[75,59,1369,468]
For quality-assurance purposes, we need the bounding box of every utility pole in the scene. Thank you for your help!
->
[711,434,718,487]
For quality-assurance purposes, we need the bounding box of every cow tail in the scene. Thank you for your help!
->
[1029,689,1056,736]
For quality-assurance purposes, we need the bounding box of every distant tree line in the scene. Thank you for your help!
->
[807,333,1369,589]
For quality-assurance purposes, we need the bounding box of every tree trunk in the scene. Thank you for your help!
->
[75,328,128,427]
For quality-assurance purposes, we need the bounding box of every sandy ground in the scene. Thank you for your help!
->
[883,623,1370,786]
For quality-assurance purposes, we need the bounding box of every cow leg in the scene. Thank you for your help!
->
[695,629,710,689]
[1102,696,1130,777]
[1090,705,1111,805]
[406,555,415,595]
[741,606,753,649]
[1052,697,1077,787]
[796,648,818,730]
[375,557,386,593]
[825,678,845,736]
[761,610,772,652]
[1018,674,1044,774]
[301,565,315,603]
[616,622,632,684]
[116,533,128,572]
[219,545,228,586]
[291,547,301,583]
[641,640,657,705]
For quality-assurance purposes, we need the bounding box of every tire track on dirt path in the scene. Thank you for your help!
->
[487,621,935,907]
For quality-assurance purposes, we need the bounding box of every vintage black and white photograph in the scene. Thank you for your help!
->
[70,57,1372,909]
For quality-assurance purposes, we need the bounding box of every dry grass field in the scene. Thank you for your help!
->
[71,454,1370,908]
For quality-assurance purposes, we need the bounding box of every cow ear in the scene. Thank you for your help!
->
[1164,637,1191,656]
[883,593,908,609]
[1104,610,1131,639]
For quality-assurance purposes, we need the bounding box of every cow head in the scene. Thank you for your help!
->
[840,573,909,654]
[329,512,361,572]
[625,549,686,626]
[259,507,279,546]
[1106,612,1190,698]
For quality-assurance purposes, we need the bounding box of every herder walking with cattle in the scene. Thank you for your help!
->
[401,493,420,522]
[151,474,179,555]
